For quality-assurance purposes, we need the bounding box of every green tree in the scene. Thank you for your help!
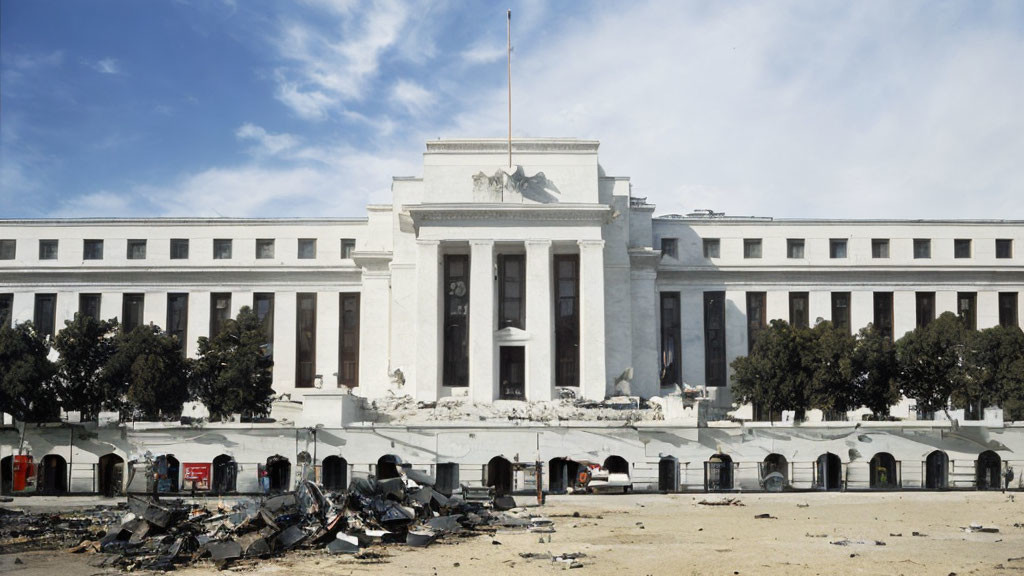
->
[107,325,190,420]
[850,323,901,418]
[896,312,970,415]
[731,320,812,421]
[0,322,59,422]
[191,306,275,421]
[969,325,1024,421]
[52,314,121,420]
[806,320,857,419]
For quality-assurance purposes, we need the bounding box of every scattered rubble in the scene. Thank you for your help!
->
[962,524,1000,533]
[367,395,669,424]
[698,498,744,506]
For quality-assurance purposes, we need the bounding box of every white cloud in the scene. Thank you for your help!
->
[390,79,434,115]
[87,57,122,75]
[461,42,505,65]
[235,123,300,156]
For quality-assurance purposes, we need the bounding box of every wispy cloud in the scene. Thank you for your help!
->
[85,57,122,75]
[235,123,300,156]
[461,42,505,65]
[390,79,434,115]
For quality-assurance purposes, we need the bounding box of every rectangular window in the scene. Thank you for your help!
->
[127,239,147,260]
[210,293,231,337]
[34,293,57,338]
[0,239,15,260]
[170,238,189,260]
[499,346,526,400]
[746,292,766,353]
[702,238,720,258]
[213,239,232,260]
[996,239,1013,259]
[999,292,1019,328]
[831,292,851,334]
[498,254,525,329]
[872,239,890,259]
[443,255,471,387]
[554,254,580,388]
[787,239,804,259]
[704,291,726,387]
[913,239,931,259]
[660,292,682,385]
[957,292,977,330]
[661,238,678,259]
[339,292,360,387]
[83,239,104,260]
[0,293,13,328]
[79,293,102,321]
[253,293,275,363]
[954,239,972,259]
[341,239,356,259]
[298,238,317,259]
[121,293,145,332]
[916,291,935,328]
[296,293,317,388]
[789,292,809,329]
[39,239,58,260]
[830,239,848,259]
[874,292,894,340]
[743,239,762,259]
[167,293,188,354]
[256,239,275,259]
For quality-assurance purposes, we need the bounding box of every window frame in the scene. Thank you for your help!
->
[786,239,805,259]
[298,238,317,260]
[0,239,15,260]
[954,238,972,259]
[871,239,890,259]
[743,238,762,259]
[39,239,58,260]
[126,239,147,260]
[829,238,848,259]
[913,238,931,259]
[497,253,526,330]
[702,238,720,259]
[660,237,678,259]
[213,239,233,260]
[996,239,1013,259]
[789,292,809,329]
[170,238,189,260]
[256,239,275,260]
[83,239,104,260]
[341,238,356,259]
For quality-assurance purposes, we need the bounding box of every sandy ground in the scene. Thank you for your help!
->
[3,491,1023,576]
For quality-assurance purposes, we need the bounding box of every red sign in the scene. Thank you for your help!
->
[182,463,211,490]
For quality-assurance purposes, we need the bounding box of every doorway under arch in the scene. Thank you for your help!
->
[98,453,125,497]
[1,455,12,494]
[977,451,1001,490]
[487,456,513,496]
[707,454,733,491]
[377,454,403,480]
[869,452,897,489]
[160,455,180,492]
[762,453,788,489]
[925,450,948,489]
[40,454,68,495]
[659,456,678,492]
[548,458,579,494]
[266,455,291,492]
[816,453,842,491]
[322,455,348,491]
[212,455,237,493]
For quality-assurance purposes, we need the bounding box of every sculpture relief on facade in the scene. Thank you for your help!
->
[472,165,560,203]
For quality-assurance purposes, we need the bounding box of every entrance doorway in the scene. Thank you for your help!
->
[499,346,525,400]
[40,455,68,495]
[869,452,897,489]
[377,455,403,480]
[659,457,678,492]
[1,456,11,494]
[816,453,842,491]
[977,451,1001,490]
[706,454,733,491]
[322,456,348,491]
[925,450,948,489]
[487,456,513,496]
[98,453,124,496]
[266,455,291,492]
[548,458,579,493]
[435,463,459,496]
[212,455,237,493]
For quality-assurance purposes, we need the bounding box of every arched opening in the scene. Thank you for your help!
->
[816,453,842,491]
[706,454,733,491]
[869,452,897,489]
[548,458,579,494]
[160,455,180,492]
[925,450,948,490]
[321,456,348,492]
[435,462,460,496]
[40,454,68,495]
[1,455,12,495]
[377,454,403,480]
[265,455,291,493]
[659,457,678,492]
[487,456,513,496]
[602,455,631,493]
[977,451,1001,491]
[762,454,788,490]
[212,455,237,494]
[98,453,125,497]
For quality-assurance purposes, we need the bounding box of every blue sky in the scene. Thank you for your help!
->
[2,0,1023,219]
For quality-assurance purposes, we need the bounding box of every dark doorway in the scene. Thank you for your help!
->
[487,456,513,496]
[706,454,733,491]
[161,455,180,492]
[869,452,897,489]
[925,451,948,489]
[977,451,1001,490]
[322,456,348,491]
[1,455,12,494]
[40,455,68,495]
[816,453,842,491]
[266,455,291,492]
[98,453,124,497]
[604,456,629,475]
[659,457,678,492]
[762,454,788,486]
[212,455,237,494]
[435,463,459,496]
[499,346,526,400]
[377,455,402,480]
[548,458,579,493]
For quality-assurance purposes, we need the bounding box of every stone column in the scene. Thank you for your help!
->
[415,240,440,402]
[526,240,553,401]
[578,240,607,401]
[469,240,495,402]
[357,264,391,397]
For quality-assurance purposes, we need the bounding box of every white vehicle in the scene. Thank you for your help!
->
[570,460,632,494]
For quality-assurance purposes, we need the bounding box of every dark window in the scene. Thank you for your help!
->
[913,239,931,259]
[167,293,188,353]
[122,293,145,332]
[954,239,972,259]
[996,239,1013,259]
[916,292,935,328]
[787,239,804,259]
[0,239,15,260]
[79,294,102,321]
[498,254,525,329]
[127,239,147,260]
[999,292,1019,328]
[660,292,682,385]
[957,292,976,330]
[39,239,58,260]
[703,238,720,258]
[443,255,470,387]
[874,292,894,340]
[34,294,57,338]
[661,238,678,259]
[704,291,726,387]
[872,239,889,259]
[210,293,231,337]
[83,239,104,260]
[743,239,762,259]
[213,239,232,260]
[253,293,275,363]
[339,293,360,387]
[341,239,356,259]
[170,239,189,260]
[0,293,13,328]
[789,292,809,329]
[554,254,580,388]
[296,293,317,388]
[256,239,275,259]
[298,239,316,259]
[830,239,848,259]
[499,346,526,400]
[831,292,851,334]
[746,292,766,353]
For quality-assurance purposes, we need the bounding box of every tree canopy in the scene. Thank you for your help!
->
[191,306,275,421]
[106,325,191,420]
[0,322,59,422]
[731,319,813,421]
[850,323,900,418]
[805,320,857,417]
[52,314,121,420]
[896,312,971,415]
[969,324,1024,420]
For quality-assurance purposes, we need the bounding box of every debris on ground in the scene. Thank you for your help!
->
[698,498,744,507]
[963,524,1000,533]
[753,513,776,520]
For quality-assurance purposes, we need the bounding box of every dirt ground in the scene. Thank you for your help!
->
[3,491,1023,576]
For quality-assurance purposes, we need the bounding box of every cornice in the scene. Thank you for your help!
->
[0,268,364,287]
[655,267,1024,286]
[425,138,599,154]
[0,217,368,227]
[405,203,611,227]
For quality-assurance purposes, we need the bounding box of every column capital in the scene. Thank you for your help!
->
[469,239,495,247]
[416,239,440,247]
[525,239,553,247]
[578,239,605,249]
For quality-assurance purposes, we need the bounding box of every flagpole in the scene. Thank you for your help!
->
[507,9,512,170]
